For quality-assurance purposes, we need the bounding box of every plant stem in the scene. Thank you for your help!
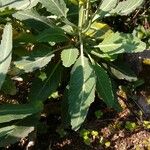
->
[82,0,92,33]
[78,4,84,30]
[78,3,85,56]
[79,32,84,57]
[85,0,90,21]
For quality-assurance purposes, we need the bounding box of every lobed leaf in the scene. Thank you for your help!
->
[93,0,118,21]
[0,0,38,11]
[111,0,144,15]
[96,32,146,55]
[13,9,54,29]
[14,48,54,73]
[61,48,79,67]
[39,0,69,18]
[68,56,96,131]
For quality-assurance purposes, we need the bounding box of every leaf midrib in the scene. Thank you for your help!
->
[15,10,52,27]
[75,56,85,127]
[15,52,54,71]
[51,0,66,17]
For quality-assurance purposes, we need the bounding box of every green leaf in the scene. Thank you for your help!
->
[39,0,68,18]
[0,24,12,89]
[0,0,39,11]
[0,125,34,147]
[36,28,68,43]
[14,48,54,73]
[28,62,62,103]
[1,76,17,95]
[93,63,117,108]
[109,62,138,81]
[90,50,118,61]
[93,0,118,21]
[99,0,117,11]
[0,115,38,147]
[0,103,43,123]
[68,56,96,131]
[111,0,144,15]
[96,32,146,55]
[125,121,137,131]
[13,9,54,29]
[61,48,79,67]
[85,22,113,40]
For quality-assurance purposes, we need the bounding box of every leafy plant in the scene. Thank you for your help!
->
[80,129,99,145]
[125,121,137,132]
[0,0,146,147]
[143,120,150,129]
